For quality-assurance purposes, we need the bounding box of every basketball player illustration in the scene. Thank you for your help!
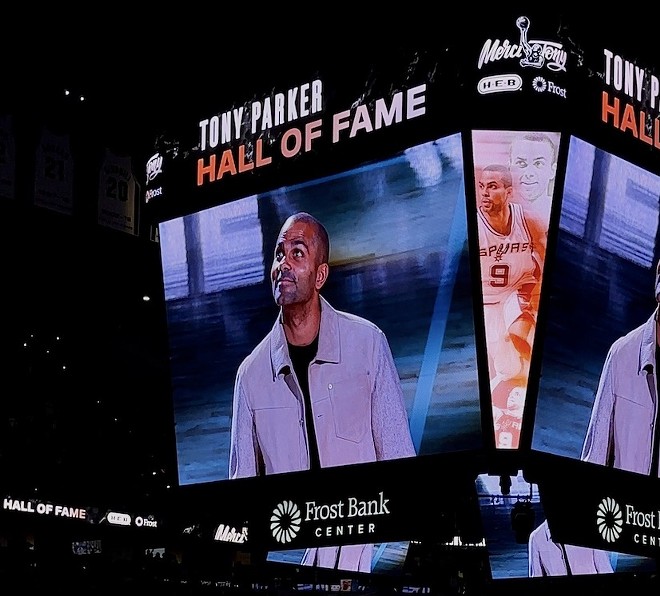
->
[476,164,547,448]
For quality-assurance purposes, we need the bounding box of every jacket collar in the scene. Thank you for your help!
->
[639,307,658,374]
[269,296,340,379]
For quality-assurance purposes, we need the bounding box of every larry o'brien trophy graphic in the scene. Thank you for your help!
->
[516,16,545,69]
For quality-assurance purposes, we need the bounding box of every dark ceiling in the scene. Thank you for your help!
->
[5,11,651,160]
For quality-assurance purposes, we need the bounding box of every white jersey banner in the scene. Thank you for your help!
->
[34,128,74,215]
[0,114,16,201]
[97,149,139,235]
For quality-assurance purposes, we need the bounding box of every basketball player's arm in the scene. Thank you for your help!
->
[521,207,547,314]
[505,206,548,369]
[525,208,547,267]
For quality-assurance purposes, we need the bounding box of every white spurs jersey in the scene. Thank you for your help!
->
[478,202,540,304]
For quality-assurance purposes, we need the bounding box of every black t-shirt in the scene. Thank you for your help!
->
[288,335,321,470]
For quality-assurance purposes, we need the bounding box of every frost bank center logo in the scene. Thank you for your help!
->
[270,492,389,544]
[271,500,302,544]
[595,497,660,549]
[596,497,623,543]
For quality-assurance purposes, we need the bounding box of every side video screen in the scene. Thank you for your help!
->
[477,470,656,579]
[532,135,660,479]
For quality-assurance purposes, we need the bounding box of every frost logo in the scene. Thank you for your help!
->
[271,500,302,544]
[532,77,547,92]
[596,497,623,543]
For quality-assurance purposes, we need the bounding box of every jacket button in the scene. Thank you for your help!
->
[328,383,333,389]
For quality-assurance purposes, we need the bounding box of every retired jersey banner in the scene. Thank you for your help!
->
[34,128,74,215]
[97,149,139,235]
[0,114,16,201]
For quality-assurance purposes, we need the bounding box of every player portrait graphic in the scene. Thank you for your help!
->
[471,130,560,449]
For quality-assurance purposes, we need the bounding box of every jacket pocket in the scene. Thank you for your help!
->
[327,374,371,443]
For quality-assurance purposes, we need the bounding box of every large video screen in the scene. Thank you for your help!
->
[158,133,482,486]
[471,130,560,450]
[531,136,660,478]
[477,470,656,579]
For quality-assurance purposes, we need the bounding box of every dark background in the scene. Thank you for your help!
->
[0,8,659,594]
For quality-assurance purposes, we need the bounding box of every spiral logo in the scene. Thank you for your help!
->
[270,500,302,544]
[532,76,547,93]
[596,497,623,543]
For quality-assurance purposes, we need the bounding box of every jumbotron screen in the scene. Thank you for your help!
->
[158,133,483,487]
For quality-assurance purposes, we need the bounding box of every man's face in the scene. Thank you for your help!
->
[271,218,322,307]
[506,386,526,416]
[509,138,556,202]
[478,170,511,216]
